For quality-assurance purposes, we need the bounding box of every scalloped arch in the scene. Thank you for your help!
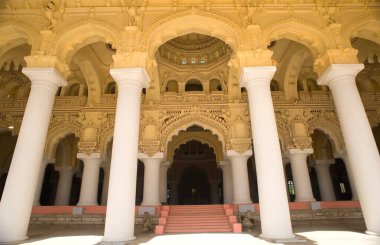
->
[167,132,223,162]
[55,22,120,65]
[142,10,242,59]
[163,118,228,154]
[307,117,344,153]
[45,124,81,160]
[264,20,328,58]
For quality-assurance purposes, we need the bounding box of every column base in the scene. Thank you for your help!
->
[295,198,316,202]
[260,233,296,241]
[0,235,28,244]
[140,202,161,206]
[365,230,380,236]
[77,202,98,206]
[233,199,252,204]
[101,236,136,245]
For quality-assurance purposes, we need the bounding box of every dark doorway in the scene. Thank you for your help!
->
[178,165,210,205]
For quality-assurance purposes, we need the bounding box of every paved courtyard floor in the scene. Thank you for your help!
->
[12,223,380,245]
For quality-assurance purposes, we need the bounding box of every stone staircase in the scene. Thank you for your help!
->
[155,204,241,234]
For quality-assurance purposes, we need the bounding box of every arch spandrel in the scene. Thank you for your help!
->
[344,18,380,47]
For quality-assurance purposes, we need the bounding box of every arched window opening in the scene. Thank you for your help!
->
[83,85,88,96]
[185,79,203,92]
[166,80,178,93]
[210,79,223,92]
[67,83,80,96]
[105,82,117,94]
[270,79,280,91]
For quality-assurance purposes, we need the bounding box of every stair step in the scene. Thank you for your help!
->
[165,228,233,233]
[166,223,231,227]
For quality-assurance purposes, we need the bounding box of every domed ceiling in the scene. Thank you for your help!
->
[157,33,232,66]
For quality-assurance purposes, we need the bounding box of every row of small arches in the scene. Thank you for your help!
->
[166,79,224,93]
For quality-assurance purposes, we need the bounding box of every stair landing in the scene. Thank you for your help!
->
[155,204,241,234]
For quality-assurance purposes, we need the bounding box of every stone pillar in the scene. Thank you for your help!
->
[33,158,50,206]
[227,151,252,204]
[103,68,150,243]
[159,161,170,204]
[240,66,294,239]
[336,152,359,200]
[318,64,380,235]
[140,153,163,206]
[101,163,110,205]
[169,181,178,205]
[0,68,66,243]
[210,180,220,204]
[77,153,102,206]
[55,167,74,206]
[287,149,315,202]
[220,160,233,204]
[315,159,336,201]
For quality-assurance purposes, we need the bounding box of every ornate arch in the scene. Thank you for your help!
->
[55,21,120,65]
[275,116,292,151]
[161,111,230,154]
[45,116,82,160]
[263,20,329,58]
[0,22,37,59]
[344,18,380,46]
[307,116,345,153]
[98,115,115,156]
[167,132,223,162]
[142,9,242,59]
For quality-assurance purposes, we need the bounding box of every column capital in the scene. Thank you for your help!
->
[77,152,103,161]
[110,67,150,89]
[219,160,231,167]
[317,64,364,87]
[286,148,314,156]
[239,66,276,88]
[138,152,164,161]
[226,149,252,158]
[22,67,67,87]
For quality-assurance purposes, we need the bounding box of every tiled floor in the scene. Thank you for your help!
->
[15,223,380,245]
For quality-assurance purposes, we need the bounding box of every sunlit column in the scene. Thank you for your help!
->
[287,149,315,202]
[103,68,150,242]
[0,68,66,243]
[228,151,252,204]
[240,66,294,239]
[220,160,233,204]
[140,153,163,206]
[77,153,102,206]
[318,64,380,235]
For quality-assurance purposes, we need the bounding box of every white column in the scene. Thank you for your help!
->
[0,68,66,243]
[103,68,150,242]
[287,149,315,202]
[240,66,294,239]
[220,161,233,204]
[33,158,50,206]
[210,180,220,204]
[101,164,110,205]
[77,153,102,206]
[227,151,252,204]
[318,64,380,235]
[55,167,74,206]
[315,159,336,201]
[337,152,359,200]
[140,153,163,206]
[159,161,170,204]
